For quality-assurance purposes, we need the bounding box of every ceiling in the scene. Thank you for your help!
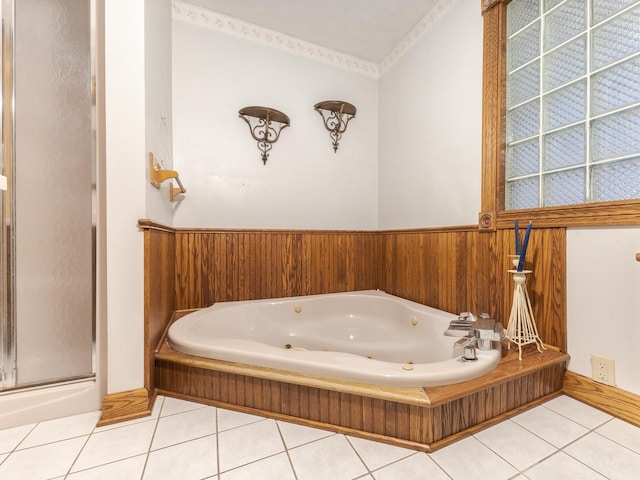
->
[184,0,441,63]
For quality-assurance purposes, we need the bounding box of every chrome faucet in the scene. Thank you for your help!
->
[454,314,504,361]
[456,334,480,361]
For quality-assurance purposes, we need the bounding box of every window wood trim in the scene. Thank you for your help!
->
[479,0,640,230]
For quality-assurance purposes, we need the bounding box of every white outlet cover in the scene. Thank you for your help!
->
[0,174,6,191]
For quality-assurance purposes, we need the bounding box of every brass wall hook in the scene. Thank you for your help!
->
[149,152,186,202]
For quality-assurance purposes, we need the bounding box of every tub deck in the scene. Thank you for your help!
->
[154,313,569,452]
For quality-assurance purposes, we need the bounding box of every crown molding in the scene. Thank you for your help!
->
[172,0,380,78]
[379,0,457,75]
[172,0,457,79]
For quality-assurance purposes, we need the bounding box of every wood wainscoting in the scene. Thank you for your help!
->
[155,340,568,452]
[168,224,566,351]
[173,228,381,309]
[377,226,566,351]
[128,219,569,443]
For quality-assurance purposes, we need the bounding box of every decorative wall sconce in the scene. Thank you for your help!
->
[314,100,357,153]
[238,106,290,164]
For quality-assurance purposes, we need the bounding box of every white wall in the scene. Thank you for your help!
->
[145,0,175,225]
[103,0,174,396]
[104,0,146,394]
[378,0,483,229]
[567,227,640,395]
[172,22,379,230]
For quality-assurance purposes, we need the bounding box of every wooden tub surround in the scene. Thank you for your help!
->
[155,324,569,452]
[96,219,570,440]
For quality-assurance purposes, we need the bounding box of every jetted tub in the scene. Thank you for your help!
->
[167,290,501,387]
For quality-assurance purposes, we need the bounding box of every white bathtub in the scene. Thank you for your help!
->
[167,290,501,387]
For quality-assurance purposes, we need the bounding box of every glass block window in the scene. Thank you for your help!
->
[505,0,640,209]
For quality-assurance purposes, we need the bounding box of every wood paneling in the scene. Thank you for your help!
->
[152,223,566,357]
[564,371,640,428]
[378,227,566,351]
[155,344,568,451]
[174,230,380,309]
[140,219,176,394]
[379,228,496,318]
[496,227,567,351]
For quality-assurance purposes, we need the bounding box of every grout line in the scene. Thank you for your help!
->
[593,418,640,456]
[515,414,616,479]
[540,399,614,430]
[138,399,164,480]
[62,434,92,479]
[274,421,299,480]
[215,407,221,479]
[471,423,540,474]
[422,451,454,480]
[216,451,289,477]
[57,412,106,478]
[426,452,454,480]
[508,472,530,480]
[343,435,374,478]
[1,422,39,458]
[367,450,419,478]
[564,429,640,460]
[63,453,148,479]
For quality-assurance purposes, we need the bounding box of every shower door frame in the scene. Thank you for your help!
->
[0,0,17,390]
[0,0,98,392]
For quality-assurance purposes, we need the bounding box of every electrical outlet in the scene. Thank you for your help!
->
[591,354,616,386]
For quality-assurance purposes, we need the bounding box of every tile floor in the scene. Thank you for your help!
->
[1,394,639,479]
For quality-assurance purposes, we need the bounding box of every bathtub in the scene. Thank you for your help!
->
[167,290,501,387]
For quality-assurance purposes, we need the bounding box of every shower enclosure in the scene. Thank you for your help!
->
[0,0,96,392]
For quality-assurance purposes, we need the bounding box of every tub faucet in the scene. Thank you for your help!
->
[455,315,504,361]
[445,312,477,336]
[455,334,479,361]
[475,315,504,350]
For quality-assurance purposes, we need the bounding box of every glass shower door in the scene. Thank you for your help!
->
[0,0,95,390]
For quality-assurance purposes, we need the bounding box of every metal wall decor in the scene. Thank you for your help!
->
[238,106,290,164]
[314,101,357,153]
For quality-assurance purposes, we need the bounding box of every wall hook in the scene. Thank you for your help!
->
[149,152,186,202]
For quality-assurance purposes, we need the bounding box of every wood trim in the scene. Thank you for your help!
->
[175,226,379,235]
[98,388,154,427]
[480,1,640,228]
[143,226,176,395]
[481,0,509,15]
[155,345,568,451]
[564,371,640,428]
[156,344,431,407]
[138,218,176,233]
[495,201,640,229]
[480,0,506,228]
[377,225,480,234]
